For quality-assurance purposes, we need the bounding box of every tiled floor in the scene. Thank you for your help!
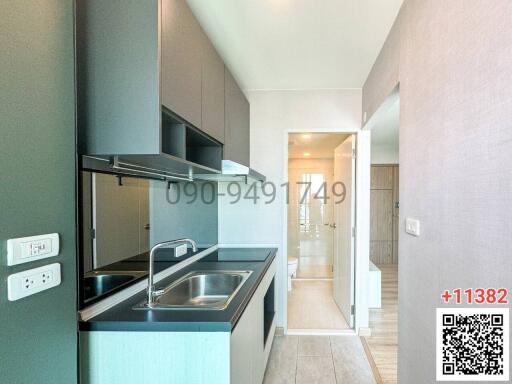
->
[288,280,349,330]
[263,335,376,384]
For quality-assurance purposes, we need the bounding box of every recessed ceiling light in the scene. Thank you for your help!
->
[303,152,311,157]
[301,134,312,139]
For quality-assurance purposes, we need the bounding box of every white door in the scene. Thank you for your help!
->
[333,135,356,327]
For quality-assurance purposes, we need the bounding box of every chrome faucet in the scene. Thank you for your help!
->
[147,238,198,307]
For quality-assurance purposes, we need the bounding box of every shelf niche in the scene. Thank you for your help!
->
[161,109,222,172]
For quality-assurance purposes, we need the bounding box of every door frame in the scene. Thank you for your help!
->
[282,128,371,335]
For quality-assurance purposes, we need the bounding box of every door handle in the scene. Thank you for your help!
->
[330,223,337,229]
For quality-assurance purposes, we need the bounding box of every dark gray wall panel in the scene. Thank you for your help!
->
[0,1,77,382]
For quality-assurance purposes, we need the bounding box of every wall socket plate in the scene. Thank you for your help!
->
[7,233,59,266]
[405,218,420,237]
[7,263,61,301]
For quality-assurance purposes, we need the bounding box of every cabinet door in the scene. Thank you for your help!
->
[161,0,202,128]
[201,37,225,142]
[224,68,250,166]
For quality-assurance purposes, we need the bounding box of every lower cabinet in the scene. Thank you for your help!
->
[80,260,276,384]
[230,260,276,384]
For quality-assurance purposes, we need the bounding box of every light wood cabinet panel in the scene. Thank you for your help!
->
[224,68,250,166]
[392,240,398,264]
[371,166,393,189]
[392,165,399,261]
[161,0,202,128]
[370,190,393,241]
[201,37,225,142]
[393,216,399,242]
[393,165,399,216]
[371,165,399,264]
[370,241,393,264]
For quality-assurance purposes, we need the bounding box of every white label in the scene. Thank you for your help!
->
[175,244,188,257]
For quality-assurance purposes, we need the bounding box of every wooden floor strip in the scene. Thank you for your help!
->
[364,264,398,384]
[361,336,384,384]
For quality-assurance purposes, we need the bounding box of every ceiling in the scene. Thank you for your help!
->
[187,0,403,91]
[288,133,349,159]
[368,91,399,148]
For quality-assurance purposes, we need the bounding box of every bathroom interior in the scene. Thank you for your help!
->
[287,133,351,331]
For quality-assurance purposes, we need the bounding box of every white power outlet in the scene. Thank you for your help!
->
[7,263,61,301]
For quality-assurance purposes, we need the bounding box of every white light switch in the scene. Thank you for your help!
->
[7,263,61,301]
[7,233,59,266]
[405,218,420,237]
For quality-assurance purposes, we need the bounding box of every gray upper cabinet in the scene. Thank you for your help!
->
[161,0,203,129]
[224,68,250,166]
[77,0,161,155]
[77,0,251,174]
[201,37,225,143]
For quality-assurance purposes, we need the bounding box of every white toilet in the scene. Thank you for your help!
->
[287,257,298,291]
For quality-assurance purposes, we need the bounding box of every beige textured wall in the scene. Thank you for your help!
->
[364,1,512,382]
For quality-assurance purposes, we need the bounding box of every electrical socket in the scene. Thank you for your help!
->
[8,263,61,301]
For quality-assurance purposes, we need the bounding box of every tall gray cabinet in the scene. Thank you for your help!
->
[225,69,250,167]
[161,0,203,129]
[77,0,250,176]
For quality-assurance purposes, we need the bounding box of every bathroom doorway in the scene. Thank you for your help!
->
[286,133,354,332]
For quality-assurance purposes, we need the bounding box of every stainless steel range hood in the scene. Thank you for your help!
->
[195,160,266,183]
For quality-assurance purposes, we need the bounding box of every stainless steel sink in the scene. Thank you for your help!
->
[84,271,146,302]
[134,270,253,310]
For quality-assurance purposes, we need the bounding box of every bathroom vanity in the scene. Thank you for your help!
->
[79,248,277,384]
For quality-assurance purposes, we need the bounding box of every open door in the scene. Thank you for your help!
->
[333,135,356,327]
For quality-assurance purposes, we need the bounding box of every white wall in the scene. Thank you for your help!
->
[218,89,362,328]
[371,143,399,164]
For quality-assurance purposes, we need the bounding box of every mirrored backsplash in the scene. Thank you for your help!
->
[80,171,218,276]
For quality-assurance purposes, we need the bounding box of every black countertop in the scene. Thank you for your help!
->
[80,248,277,333]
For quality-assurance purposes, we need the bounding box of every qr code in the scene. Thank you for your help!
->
[437,308,509,381]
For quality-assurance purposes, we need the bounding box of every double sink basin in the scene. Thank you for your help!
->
[85,269,253,311]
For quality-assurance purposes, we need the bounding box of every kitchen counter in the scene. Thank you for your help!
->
[80,248,277,332]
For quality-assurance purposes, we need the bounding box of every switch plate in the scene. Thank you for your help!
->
[7,263,61,301]
[405,218,420,236]
[175,244,188,257]
[7,233,59,266]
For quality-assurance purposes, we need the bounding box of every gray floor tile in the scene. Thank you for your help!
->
[330,336,376,384]
[296,356,337,384]
[263,336,298,384]
[298,335,332,356]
